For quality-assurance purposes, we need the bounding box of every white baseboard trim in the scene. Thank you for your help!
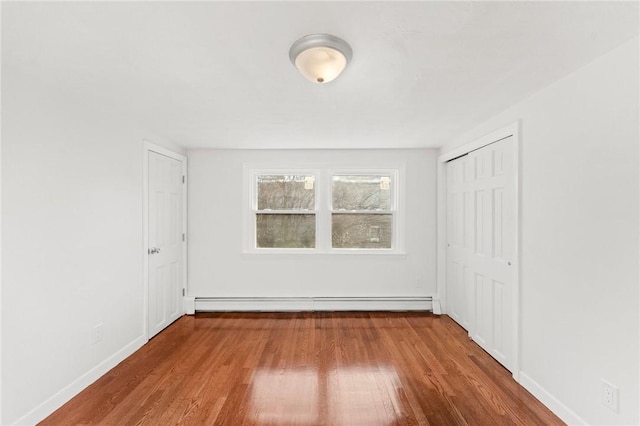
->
[519,372,587,425]
[184,296,196,315]
[431,298,442,315]
[12,335,147,426]
[195,296,433,312]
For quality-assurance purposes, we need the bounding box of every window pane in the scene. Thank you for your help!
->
[332,214,392,248]
[332,175,391,211]
[257,214,315,248]
[258,175,315,210]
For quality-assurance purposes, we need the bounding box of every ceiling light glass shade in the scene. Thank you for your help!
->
[289,34,352,84]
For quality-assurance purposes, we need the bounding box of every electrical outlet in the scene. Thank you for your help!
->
[92,323,104,345]
[601,380,619,412]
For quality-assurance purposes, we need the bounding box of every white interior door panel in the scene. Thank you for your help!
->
[446,137,515,372]
[148,151,184,338]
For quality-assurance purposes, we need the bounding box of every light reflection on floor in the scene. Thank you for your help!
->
[249,368,319,424]
[248,366,402,425]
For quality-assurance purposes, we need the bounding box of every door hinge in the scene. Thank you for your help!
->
[182,175,185,184]
[182,233,185,242]
[182,288,185,296]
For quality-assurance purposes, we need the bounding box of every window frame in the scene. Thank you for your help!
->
[329,170,399,252]
[249,169,320,253]
[244,165,405,255]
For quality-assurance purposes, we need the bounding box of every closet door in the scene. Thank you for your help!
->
[446,154,475,332]
[446,137,516,372]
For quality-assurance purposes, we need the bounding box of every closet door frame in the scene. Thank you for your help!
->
[437,121,520,381]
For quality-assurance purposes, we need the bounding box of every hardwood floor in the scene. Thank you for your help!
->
[40,313,563,425]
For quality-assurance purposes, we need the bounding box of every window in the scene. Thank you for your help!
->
[331,175,394,249]
[255,174,316,249]
[247,168,401,253]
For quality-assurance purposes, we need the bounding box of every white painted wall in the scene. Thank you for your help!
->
[3,20,634,426]
[1,72,183,424]
[0,3,4,421]
[188,149,437,300]
[441,37,639,425]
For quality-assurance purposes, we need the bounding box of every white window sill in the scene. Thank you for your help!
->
[242,249,407,256]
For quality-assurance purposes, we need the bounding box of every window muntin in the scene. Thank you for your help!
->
[254,174,316,249]
[331,174,394,249]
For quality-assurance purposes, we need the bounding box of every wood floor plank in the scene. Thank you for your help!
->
[40,313,564,426]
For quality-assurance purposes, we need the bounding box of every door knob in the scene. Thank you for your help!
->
[148,247,161,254]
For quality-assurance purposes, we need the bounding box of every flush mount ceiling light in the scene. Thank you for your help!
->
[289,34,353,84]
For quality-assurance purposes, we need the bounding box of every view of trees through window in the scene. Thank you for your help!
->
[254,173,394,250]
[256,175,315,248]
[332,175,392,249]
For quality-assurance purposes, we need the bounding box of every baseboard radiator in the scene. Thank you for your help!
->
[193,296,434,312]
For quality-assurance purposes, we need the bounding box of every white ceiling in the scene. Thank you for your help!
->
[3,1,638,149]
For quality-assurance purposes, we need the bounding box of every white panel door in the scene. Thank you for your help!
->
[148,151,184,338]
[446,152,476,332]
[446,136,515,371]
